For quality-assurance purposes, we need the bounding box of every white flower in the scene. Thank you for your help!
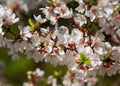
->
[60,8,73,18]
[53,1,73,18]
[63,50,78,68]
[40,6,51,18]
[75,1,87,13]
[85,6,104,22]
[34,15,47,24]
[6,13,19,25]
[72,80,84,86]
[0,6,6,17]
[72,78,84,86]
[110,14,120,28]
[98,0,110,6]
[33,68,44,77]
[49,15,57,25]
[106,64,118,77]
[103,5,113,18]
[46,45,53,53]
[95,31,105,41]
[74,14,87,26]
[31,32,41,46]
[70,29,83,44]
[87,77,98,86]
[19,26,32,40]
[58,26,69,34]
[0,5,19,25]
[53,26,69,44]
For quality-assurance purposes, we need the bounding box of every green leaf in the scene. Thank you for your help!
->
[54,71,62,77]
[78,53,91,65]
[104,54,109,60]
[79,53,87,61]
[85,59,91,65]
[28,18,35,29]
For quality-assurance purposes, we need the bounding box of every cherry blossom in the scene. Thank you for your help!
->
[0,0,120,82]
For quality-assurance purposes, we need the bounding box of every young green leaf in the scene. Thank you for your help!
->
[54,70,62,77]
[78,53,91,65]
[28,18,35,29]
[85,59,91,65]
[80,53,87,61]
[104,54,109,60]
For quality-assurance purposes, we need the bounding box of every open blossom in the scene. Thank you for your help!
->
[59,7,73,18]
[74,14,87,26]
[19,26,32,41]
[110,13,120,28]
[40,6,58,25]
[40,6,52,19]
[40,1,73,25]
[103,4,113,18]
[5,13,19,25]
[71,46,98,78]
[75,0,87,13]
[69,29,83,44]
[53,26,70,45]
[53,1,73,18]
[0,5,19,25]
[31,32,41,46]
[85,6,104,22]
[34,15,47,24]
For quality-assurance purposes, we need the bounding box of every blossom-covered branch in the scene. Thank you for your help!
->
[0,0,120,80]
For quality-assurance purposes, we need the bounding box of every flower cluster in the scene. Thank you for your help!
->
[0,0,120,80]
